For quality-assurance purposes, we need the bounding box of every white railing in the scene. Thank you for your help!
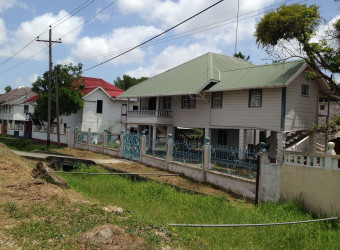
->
[8,124,24,130]
[127,110,172,118]
[283,142,340,170]
[33,125,69,134]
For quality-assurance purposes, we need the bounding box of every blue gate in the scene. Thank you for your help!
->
[123,133,141,161]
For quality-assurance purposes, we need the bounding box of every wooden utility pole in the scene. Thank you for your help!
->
[36,26,61,147]
[55,68,60,148]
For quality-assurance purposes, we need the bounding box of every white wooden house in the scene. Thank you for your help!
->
[25,77,135,144]
[119,52,330,162]
[0,87,35,137]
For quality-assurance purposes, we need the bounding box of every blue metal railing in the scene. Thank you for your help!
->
[90,132,103,146]
[77,131,88,143]
[210,145,257,179]
[172,142,203,167]
[145,137,167,159]
[107,134,120,149]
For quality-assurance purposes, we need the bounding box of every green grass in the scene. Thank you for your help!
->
[58,165,340,249]
[0,136,62,152]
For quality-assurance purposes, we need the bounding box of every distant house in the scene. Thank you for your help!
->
[25,77,134,142]
[0,87,35,137]
[119,52,330,162]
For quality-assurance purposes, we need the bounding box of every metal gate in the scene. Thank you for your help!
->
[123,133,141,161]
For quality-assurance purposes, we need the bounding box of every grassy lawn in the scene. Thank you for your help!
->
[0,135,61,152]
[59,165,340,249]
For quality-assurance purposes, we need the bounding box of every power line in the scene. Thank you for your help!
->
[84,0,225,71]
[60,0,118,39]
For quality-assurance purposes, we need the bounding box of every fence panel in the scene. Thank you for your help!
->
[123,133,141,161]
[172,142,203,167]
[90,132,103,146]
[210,145,257,179]
[107,134,120,149]
[77,131,88,144]
[145,138,167,159]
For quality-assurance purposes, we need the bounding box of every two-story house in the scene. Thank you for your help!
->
[0,87,35,137]
[25,77,135,139]
[118,52,330,162]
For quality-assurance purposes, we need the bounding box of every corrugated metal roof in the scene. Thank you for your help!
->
[208,60,306,91]
[119,52,254,98]
[0,87,35,105]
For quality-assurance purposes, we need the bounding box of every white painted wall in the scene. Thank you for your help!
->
[285,71,319,131]
[81,89,124,133]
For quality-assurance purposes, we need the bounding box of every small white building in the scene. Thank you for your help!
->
[25,77,135,144]
[0,87,35,137]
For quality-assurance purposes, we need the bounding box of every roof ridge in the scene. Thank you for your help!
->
[220,60,305,73]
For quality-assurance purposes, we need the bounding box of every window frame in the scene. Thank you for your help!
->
[24,105,29,114]
[301,84,309,97]
[181,95,196,109]
[162,96,171,110]
[211,92,223,108]
[96,100,103,114]
[248,89,262,108]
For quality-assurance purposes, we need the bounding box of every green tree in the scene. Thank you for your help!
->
[113,74,148,91]
[233,52,250,61]
[255,3,339,88]
[32,63,85,123]
[4,86,11,93]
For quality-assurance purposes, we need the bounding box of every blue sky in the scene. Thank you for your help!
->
[0,0,338,93]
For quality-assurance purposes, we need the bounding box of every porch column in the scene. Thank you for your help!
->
[276,132,284,164]
[204,127,211,139]
[308,132,316,153]
[152,125,157,149]
[239,129,245,149]
[269,131,277,161]
[167,126,175,137]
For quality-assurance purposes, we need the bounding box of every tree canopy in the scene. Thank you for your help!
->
[233,52,250,61]
[32,63,85,123]
[255,3,340,89]
[113,74,148,91]
[4,86,11,93]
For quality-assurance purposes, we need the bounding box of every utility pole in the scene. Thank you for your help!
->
[55,68,60,149]
[37,26,61,147]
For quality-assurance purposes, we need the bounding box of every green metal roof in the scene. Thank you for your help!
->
[208,60,306,91]
[119,52,254,98]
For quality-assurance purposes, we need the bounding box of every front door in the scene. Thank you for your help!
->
[1,122,7,135]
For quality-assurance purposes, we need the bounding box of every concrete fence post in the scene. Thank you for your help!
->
[103,129,107,153]
[166,133,173,171]
[87,128,91,146]
[140,131,146,160]
[73,127,78,149]
[325,142,337,170]
[256,142,269,204]
[203,136,211,183]
[120,130,124,158]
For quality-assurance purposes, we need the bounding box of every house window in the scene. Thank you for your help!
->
[320,105,325,111]
[96,100,103,113]
[249,89,262,107]
[24,105,29,113]
[212,92,222,108]
[133,105,138,110]
[182,95,196,109]
[218,129,227,145]
[162,96,171,109]
[301,84,309,96]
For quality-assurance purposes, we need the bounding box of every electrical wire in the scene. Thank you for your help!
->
[168,217,339,227]
[83,0,225,71]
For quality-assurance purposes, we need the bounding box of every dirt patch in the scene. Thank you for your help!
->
[54,147,113,159]
[78,225,145,249]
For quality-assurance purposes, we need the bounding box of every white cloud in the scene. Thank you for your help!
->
[95,8,111,22]
[28,73,39,83]
[56,56,76,66]
[125,43,221,78]
[0,10,83,60]
[71,25,162,65]
[0,0,16,13]
[0,19,7,44]
[0,0,29,13]
[117,0,274,50]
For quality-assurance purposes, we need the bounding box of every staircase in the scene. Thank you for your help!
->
[284,130,308,149]
[254,136,271,152]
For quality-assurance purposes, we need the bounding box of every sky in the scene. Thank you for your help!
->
[0,0,338,93]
